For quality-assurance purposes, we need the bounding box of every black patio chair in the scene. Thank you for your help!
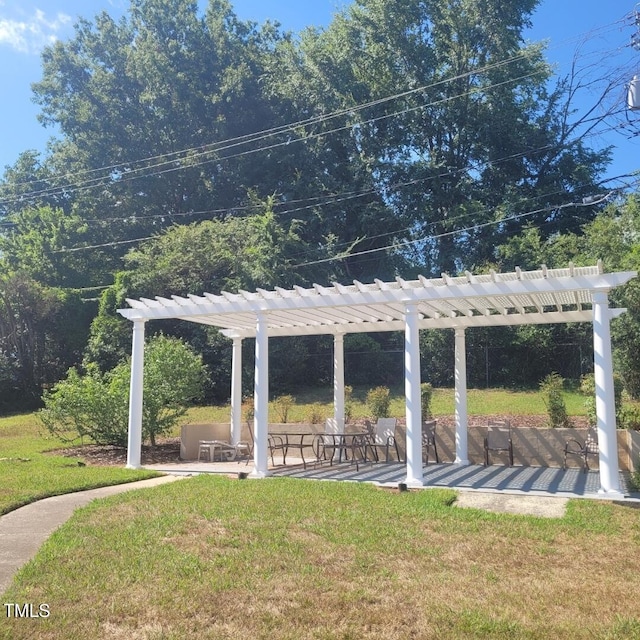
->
[247,422,286,466]
[563,426,598,472]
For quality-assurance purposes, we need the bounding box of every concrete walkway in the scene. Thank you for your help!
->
[0,475,181,596]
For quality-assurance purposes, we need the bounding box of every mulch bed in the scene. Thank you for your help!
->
[51,415,590,467]
[53,438,181,467]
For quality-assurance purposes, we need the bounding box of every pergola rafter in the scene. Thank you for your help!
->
[119,262,636,495]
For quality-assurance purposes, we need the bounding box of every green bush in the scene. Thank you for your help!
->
[580,373,626,428]
[273,395,295,423]
[366,386,391,419]
[39,365,129,445]
[579,374,597,426]
[344,385,354,424]
[40,335,207,447]
[306,403,326,424]
[619,405,640,431]
[629,464,640,493]
[421,383,434,419]
[540,373,571,428]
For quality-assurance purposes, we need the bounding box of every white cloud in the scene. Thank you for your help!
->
[0,8,71,54]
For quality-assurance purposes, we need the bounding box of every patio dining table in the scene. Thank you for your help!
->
[270,431,372,470]
[311,432,371,471]
[269,432,317,468]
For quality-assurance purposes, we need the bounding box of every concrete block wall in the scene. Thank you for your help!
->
[398,423,634,471]
[180,421,637,471]
[181,422,328,460]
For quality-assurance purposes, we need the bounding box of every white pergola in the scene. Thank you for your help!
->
[118,262,636,496]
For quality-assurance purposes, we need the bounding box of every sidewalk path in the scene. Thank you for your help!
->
[0,475,180,595]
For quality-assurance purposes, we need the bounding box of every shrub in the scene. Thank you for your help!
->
[421,383,434,420]
[366,386,391,419]
[41,335,207,447]
[619,405,640,431]
[540,373,571,428]
[273,395,295,423]
[40,365,129,446]
[630,465,640,492]
[242,397,254,425]
[344,385,354,424]
[579,374,597,426]
[306,403,326,424]
[580,373,626,427]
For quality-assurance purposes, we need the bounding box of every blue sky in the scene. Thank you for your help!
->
[0,0,638,187]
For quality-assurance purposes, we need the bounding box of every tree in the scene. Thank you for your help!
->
[0,206,102,289]
[41,334,207,446]
[282,0,609,275]
[23,1,288,254]
[83,210,325,401]
[497,193,640,396]
[0,273,92,411]
[580,195,640,398]
[123,209,308,298]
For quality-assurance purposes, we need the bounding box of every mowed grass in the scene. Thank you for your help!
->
[0,413,158,515]
[0,386,592,514]
[1,475,639,639]
[186,386,588,424]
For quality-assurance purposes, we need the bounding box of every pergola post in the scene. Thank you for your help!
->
[404,302,423,486]
[126,319,146,469]
[454,328,469,464]
[251,312,270,478]
[593,291,623,495]
[230,337,243,445]
[333,332,345,433]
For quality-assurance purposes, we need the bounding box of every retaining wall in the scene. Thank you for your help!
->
[180,421,638,471]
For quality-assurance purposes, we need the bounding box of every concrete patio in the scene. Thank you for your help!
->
[143,456,640,502]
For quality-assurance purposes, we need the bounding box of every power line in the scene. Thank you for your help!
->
[5,7,634,208]
[2,10,637,263]
[0,69,548,206]
[288,190,633,270]
[51,178,640,259]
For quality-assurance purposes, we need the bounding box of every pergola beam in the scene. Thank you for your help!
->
[217,310,620,339]
[121,271,636,323]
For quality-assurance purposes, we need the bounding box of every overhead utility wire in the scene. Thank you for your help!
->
[5,58,633,209]
[42,128,640,259]
[3,24,634,206]
[291,192,618,269]
[0,68,546,205]
[10,16,638,256]
[1,10,634,204]
[21,113,633,235]
[53,179,639,257]
[4,44,551,196]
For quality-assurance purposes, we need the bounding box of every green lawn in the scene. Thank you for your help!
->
[0,412,158,516]
[0,390,638,637]
[0,386,595,516]
[1,475,638,639]
[185,386,588,424]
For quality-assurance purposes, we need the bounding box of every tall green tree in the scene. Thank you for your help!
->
[497,193,640,396]
[0,273,92,411]
[0,206,102,288]
[84,210,323,401]
[283,0,609,275]
[8,1,288,276]
[580,196,640,397]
